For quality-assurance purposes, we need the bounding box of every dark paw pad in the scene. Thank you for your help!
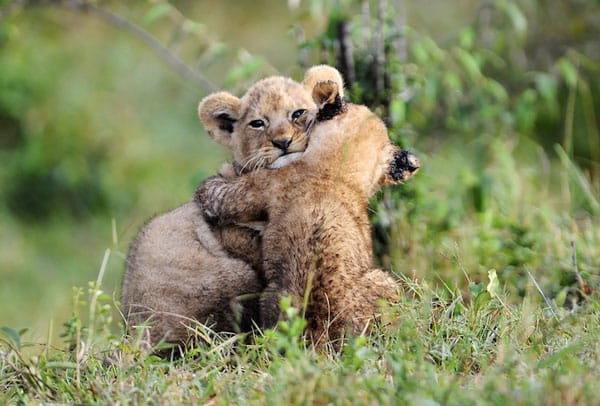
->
[390,150,420,181]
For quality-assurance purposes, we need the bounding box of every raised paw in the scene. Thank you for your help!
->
[389,150,420,182]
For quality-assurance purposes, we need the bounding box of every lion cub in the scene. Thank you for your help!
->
[196,78,420,345]
[121,66,344,350]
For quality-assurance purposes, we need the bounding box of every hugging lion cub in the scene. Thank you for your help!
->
[121,66,344,350]
[196,80,420,345]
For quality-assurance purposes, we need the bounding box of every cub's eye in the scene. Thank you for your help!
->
[248,119,265,129]
[291,109,306,121]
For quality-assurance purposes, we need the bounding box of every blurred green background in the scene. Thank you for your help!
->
[1,0,598,344]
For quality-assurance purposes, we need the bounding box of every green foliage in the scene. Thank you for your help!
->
[2,272,599,404]
[0,2,278,221]
[0,326,26,351]
[1,0,600,403]
[297,0,600,275]
[0,16,110,220]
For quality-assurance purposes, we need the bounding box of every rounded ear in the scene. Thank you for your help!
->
[302,64,344,108]
[198,92,242,147]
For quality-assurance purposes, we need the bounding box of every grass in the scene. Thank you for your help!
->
[1,144,599,404]
[1,271,598,404]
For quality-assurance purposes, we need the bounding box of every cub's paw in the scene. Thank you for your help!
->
[194,176,229,222]
[389,150,420,182]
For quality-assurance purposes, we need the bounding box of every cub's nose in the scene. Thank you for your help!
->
[272,138,292,151]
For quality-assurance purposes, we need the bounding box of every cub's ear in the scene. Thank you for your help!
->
[302,65,344,100]
[303,64,344,107]
[303,65,345,120]
[198,92,242,147]
[312,80,341,109]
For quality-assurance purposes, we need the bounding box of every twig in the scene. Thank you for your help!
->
[62,0,218,92]
[527,270,559,319]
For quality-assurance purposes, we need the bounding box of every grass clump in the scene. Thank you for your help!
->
[2,259,599,404]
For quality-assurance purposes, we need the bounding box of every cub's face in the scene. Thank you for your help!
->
[233,78,316,172]
[199,77,317,173]
[198,65,344,174]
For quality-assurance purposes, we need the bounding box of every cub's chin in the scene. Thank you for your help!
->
[269,152,304,169]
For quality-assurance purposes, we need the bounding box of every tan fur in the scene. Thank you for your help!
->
[196,98,420,345]
[121,66,345,349]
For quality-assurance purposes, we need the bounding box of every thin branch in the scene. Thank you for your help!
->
[62,0,218,93]
[527,270,559,320]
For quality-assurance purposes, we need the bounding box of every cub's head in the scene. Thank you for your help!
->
[198,65,344,174]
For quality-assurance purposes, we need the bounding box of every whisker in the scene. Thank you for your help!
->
[240,159,252,174]
[255,156,267,171]
[243,153,263,173]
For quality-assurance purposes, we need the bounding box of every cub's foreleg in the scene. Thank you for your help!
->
[195,174,270,225]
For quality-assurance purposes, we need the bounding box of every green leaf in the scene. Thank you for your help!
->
[389,99,405,125]
[473,291,492,315]
[411,42,428,64]
[486,269,500,298]
[459,27,475,50]
[469,281,483,297]
[224,56,265,88]
[143,3,172,26]
[559,58,578,88]
[455,48,481,81]
[554,287,568,308]
[444,71,462,92]
[1,326,22,349]
[485,79,508,103]
[500,1,527,37]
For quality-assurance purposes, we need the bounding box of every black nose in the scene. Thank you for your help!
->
[272,138,292,151]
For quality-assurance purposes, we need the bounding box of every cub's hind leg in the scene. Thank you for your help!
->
[345,269,399,335]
